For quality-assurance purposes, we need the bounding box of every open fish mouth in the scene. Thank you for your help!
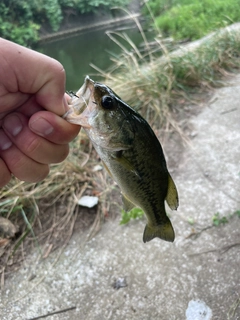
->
[62,76,94,117]
[62,76,95,127]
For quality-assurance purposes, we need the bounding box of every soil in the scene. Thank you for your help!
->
[0,74,240,320]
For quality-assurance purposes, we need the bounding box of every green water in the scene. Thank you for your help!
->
[38,23,146,91]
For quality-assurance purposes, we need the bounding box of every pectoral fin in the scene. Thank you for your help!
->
[111,151,141,179]
[122,194,136,212]
[102,160,113,178]
[165,173,179,210]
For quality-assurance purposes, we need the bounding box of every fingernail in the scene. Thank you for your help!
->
[3,114,23,136]
[30,117,54,136]
[0,130,12,151]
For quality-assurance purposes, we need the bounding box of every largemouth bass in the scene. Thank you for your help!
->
[64,76,179,243]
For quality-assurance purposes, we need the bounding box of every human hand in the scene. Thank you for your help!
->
[0,38,80,187]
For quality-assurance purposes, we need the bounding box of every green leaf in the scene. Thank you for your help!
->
[212,212,228,226]
[234,210,240,217]
[120,208,144,225]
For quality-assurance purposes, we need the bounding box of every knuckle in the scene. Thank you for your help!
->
[25,136,42,155]
[51,59,65,79]
[7,152,24,169]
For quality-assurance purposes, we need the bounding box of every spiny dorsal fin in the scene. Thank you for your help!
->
[165,173,179,210]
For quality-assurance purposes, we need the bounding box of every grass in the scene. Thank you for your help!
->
[92,18,240,131]
[145,0,240,41]
[1,12,240,277]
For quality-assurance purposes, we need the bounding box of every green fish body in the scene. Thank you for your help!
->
[65,77,179,243]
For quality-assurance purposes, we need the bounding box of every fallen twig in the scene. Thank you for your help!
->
[185,225,213,239]
[189,242,240,256]
[227,297,240,320]
[220,107,237,115]
[27,306,76,320]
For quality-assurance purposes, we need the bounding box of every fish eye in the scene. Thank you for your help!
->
[101,95,114,109]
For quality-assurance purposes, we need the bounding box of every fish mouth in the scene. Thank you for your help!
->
[62,76,95,128]
[74,75,95,112]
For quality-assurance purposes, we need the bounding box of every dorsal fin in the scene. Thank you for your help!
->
[165,173,179,210]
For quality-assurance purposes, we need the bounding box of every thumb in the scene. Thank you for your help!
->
[0,38,69,116]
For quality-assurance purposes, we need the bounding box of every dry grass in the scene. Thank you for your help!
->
[0,132,118,281]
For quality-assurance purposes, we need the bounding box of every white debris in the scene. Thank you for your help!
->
[186,299,213,320]
[92,164,103,172]
[78,196,99,208]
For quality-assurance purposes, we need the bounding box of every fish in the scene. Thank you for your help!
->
[63,76,179,243]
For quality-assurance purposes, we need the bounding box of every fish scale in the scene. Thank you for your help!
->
[64,76,179,243]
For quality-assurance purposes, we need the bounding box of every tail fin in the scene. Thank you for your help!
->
[143,218,175,243]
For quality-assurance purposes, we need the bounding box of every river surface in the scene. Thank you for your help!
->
[38,22,147,91]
